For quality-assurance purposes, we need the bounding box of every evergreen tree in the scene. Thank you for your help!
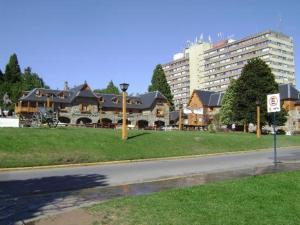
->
[233,58,286,128]
[22,67,48,91]
[3,53,21,83]
[148,64,174,109]
[0,55,49,108]
[220,79,237,125]
[94,80,120,94]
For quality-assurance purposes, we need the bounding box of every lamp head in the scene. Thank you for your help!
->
[119,83,129,92]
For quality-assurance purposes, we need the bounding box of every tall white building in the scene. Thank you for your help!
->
[162,30,296,108]
[203,30,296,92]
[163,41,211,109]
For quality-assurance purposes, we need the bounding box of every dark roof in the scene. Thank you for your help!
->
[20,83,169,110]
[193,90,223,107]
[169,111,188,122]
[20,83,99,104]
[193,84,300,108]
[208,92,224,107]
[194,90,215,106]
[97,91,168,110]
[279,84,300,100]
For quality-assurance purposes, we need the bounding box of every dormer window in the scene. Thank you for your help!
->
[35,90,42,97]
[99,97,104,102]
[127,99,132,104]
[112,97,119,103]
[59,92,65,99]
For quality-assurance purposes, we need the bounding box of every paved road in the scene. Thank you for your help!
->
[1,147,300,185]
[1,147,300,224]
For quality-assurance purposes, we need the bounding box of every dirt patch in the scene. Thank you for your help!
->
[31,209,100,225]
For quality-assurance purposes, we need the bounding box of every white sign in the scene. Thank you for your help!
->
[267,93,281,113]
[193,108,203,115]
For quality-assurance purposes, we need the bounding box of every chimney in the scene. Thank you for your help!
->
[64,81,69,91]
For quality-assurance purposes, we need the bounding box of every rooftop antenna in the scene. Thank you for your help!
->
[208,35,212,43]
[200,33,203,42]
[217,32,223,40]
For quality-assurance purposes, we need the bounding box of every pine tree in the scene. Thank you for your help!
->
[148,64,174,109]
[4,53,21,83]
[233,58,286,128]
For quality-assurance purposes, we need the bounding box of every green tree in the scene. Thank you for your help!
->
[22,67,49,91]
[94,80,119,95]
[148,64,174,109]
[0,55,49,108]
[220,79,237,125]
[233,58,286,130]
[3,53,21,83]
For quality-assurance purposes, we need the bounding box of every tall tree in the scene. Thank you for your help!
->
[3,53,21,83]
[148,64,174,109]
[233,58,287,129]
[94,80,120,94]
[219,79,237,125]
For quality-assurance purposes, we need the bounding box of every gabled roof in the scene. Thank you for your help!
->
[194,90,215,106]
[208,92,224,107]
[19,83,98,104]
[169,111,188,122]
[279,84,299,100]
[97,91,168,110]
[192,90,224,107]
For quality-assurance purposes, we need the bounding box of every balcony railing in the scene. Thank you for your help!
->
[15,106,38,114]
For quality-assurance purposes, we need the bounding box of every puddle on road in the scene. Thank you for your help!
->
[7,162,300,225]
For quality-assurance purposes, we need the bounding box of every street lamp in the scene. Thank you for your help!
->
[119,83,129,140]
[178,104,183,131]
[256,100,261,138]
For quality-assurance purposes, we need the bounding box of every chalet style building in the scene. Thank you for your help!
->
[173,83,300,131]
[15,82,170,128]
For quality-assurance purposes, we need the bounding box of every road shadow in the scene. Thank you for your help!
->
[127,132,150,140]
[0,174,107,224]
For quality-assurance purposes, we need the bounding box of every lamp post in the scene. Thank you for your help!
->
[178,104,183,130]
[256,100,261,138]
[119,83,129,140]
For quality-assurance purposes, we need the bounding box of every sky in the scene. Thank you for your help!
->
[0,0,299,94]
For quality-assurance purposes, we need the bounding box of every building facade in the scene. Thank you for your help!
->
[162,50,190,110]
[179,84,300,132]
[203,30,296,92]
[163,30,296,108]
[15,82,170,128]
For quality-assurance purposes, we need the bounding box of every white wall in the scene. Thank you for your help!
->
[0,118,19,127]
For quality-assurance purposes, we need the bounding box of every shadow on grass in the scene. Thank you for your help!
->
[127,132,150,140]
[0,174,107,225]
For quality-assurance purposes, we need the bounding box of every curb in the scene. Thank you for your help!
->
[1,145,300,172]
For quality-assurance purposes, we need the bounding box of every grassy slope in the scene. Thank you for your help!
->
[0,127,300,168]
[87,170,300,225]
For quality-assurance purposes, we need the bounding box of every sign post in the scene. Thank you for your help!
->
[267,93,281,164]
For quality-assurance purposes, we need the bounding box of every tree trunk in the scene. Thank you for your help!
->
[243,121,247,133]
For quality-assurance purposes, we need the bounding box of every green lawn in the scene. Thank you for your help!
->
[87,170,300,225]
[0,127,300,168]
